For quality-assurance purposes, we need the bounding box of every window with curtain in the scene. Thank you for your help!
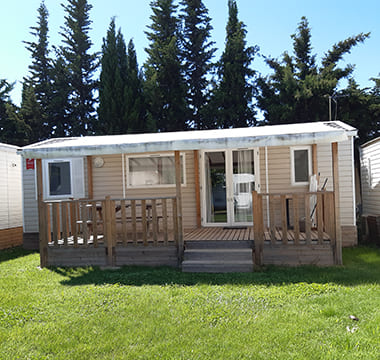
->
[126,154,185,188]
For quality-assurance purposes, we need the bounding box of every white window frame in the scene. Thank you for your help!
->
[42,158,84,199]
[290,146,312,186]
[125,153,186,189]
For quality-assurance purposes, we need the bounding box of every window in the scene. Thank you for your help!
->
[42,158,85,199]
[290,146,311,185]
[126,153,185,188]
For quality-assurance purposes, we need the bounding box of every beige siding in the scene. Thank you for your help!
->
[259,138,355,227]
[92,151,197,229]
[0,148,22,230]
[361,139,380,215]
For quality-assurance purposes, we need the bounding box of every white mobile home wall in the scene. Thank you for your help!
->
[0,143,23,249]
[360,137,380,215]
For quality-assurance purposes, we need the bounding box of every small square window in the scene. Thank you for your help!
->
[42,158,84,199]
[291,147,311,185]
[49,162,71,196]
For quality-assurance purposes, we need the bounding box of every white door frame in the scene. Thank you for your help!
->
[200,148,260,227]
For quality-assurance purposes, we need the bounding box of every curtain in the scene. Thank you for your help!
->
[235,150,254,222]
[205,154,213,222]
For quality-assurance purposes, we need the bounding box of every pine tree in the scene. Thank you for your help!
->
[20,83,43,143]
[211,0,257,128]
[144,0,187,131]
[0,80,31,146]
[337,78,380,143]
[60,0,98,136]
[180,0,215,129]
[23,1,52,140]
[257,17,369,124]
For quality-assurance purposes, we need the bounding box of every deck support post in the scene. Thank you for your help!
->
[105,195,114,266]
[36,159,48,268]
[252,191,263,266]
[87,156,93,199]
[175,151,184,262]
[193,150,201,228]
[332,142,342,265]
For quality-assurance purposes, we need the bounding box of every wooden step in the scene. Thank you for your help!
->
[185,240,254,249]
[182,240,254,273]
[183,248,253,261]
[182,260,253,273]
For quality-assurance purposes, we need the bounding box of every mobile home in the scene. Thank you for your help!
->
[19,121,357,270]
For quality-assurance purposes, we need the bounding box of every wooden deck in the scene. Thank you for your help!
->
[184,227,254,241]
[184,226,331,243]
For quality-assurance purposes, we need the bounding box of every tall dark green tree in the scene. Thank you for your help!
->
[210,0,257,129]
[49,55,71,137]
[257,17,369,124]
[98,18,127,134]
[60,0,98,136]
[180,0,215,129]
[124,39,148,133]
[144,0,187,131]
[337,78,380,143]
[98,20,147,134]
[20,84,43,143]
[0,80,31,146]
[23,1,52,140]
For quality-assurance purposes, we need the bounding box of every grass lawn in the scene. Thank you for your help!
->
[0,247,379,359]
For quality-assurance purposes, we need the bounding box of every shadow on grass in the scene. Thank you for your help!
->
[0,246,37,264]
[51,246,380,287]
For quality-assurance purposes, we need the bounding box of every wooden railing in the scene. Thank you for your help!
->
[41,196,181,250]
[252,191,336,265]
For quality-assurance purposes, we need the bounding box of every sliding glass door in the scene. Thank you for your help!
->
[202,149,259,226]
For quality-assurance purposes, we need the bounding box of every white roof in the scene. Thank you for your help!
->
[18,121,357,159]
[361,136,380,149]
[0,142,19,153]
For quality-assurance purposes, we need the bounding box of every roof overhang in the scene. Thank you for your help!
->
[18,121,357,159]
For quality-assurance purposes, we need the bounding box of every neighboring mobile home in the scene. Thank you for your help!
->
[0,143,23,249]
[19,121,357,270]
[360,137,380,244]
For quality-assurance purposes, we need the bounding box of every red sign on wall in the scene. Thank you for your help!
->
[26,158,35,170]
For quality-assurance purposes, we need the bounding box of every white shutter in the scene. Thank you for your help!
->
[71,158,85,199]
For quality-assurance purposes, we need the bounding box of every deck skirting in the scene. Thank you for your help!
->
[0,227,23,250]
[262,243,334,266]
[47,244,178,267]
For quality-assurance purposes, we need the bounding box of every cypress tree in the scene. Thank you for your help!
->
[144,0,187,131]
[98,18,126,134]
[124,39,148,133]
[60,0,98,136]
[211,0,257,128]
[180,0,216,129]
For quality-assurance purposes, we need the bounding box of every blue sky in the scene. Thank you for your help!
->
[1,0,379,105]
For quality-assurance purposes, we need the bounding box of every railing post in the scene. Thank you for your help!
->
[105,196,114,266]
[175,151,184,262]
[36,159,48,268]
[252,191,263,266]
[332,142,342,265]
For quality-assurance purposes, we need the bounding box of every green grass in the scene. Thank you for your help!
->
[0,247,380,359]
